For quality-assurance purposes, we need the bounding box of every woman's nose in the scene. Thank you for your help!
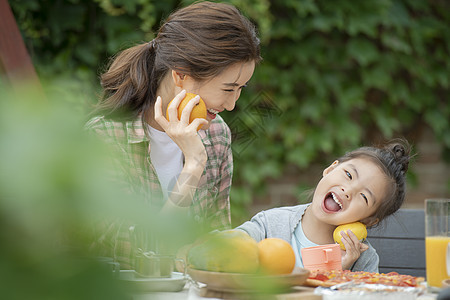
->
[224,94,239,111]
[224,101,236,111]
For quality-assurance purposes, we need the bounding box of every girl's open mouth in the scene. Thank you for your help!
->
[323,192,342,212]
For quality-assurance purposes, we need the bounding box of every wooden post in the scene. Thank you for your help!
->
[0,0,44,96]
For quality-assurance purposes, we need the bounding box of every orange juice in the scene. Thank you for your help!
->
[426,236,450,287]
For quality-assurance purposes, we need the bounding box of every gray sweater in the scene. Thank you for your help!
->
[236,204,379,273]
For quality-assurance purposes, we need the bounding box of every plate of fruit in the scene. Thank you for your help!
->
[186,230,310,292]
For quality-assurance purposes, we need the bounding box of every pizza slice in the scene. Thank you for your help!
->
[305,270,425,288]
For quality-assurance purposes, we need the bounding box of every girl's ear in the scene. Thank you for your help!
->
[171,70,186,87]
[323,160,339,177]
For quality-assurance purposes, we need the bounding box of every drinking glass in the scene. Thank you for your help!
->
[425,198,450,288]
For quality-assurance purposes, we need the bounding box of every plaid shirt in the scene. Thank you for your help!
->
[85,114,232,268]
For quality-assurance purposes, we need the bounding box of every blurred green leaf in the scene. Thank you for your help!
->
[0,84,143,299]
[347,39,379,66]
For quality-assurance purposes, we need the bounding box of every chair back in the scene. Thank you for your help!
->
[367,208,426,277]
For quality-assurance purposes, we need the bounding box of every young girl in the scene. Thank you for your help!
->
[236,140,411,272]
[85,2,261,268]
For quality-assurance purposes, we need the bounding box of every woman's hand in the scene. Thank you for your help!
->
[154,90,209,210]
[339,229,369,270]
[154,90,208,164]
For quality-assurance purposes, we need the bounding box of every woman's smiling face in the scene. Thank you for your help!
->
[181,60,255,129]
[310,157,390,226]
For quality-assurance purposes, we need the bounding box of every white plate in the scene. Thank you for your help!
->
[118,270,187,293]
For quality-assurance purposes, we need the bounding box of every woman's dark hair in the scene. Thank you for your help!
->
[92,1,261,120]
[337,138,412,227]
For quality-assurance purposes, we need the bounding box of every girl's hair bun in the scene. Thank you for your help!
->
[384,138,411,174]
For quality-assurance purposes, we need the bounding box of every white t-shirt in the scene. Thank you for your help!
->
[291,221,318,268]
[147,126,183,199]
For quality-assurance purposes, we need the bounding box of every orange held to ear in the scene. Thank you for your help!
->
[333,222,367,250]
[257,238,296,275]
[166,93,207,131]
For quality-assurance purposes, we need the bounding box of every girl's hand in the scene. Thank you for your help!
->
[154,90,208,165]
[339,229,369,270]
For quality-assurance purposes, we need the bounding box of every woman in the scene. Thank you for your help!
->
[86,1,261,268]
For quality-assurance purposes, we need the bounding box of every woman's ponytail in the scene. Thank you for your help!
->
[93,42,156,120]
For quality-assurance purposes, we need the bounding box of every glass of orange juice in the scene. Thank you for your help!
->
[425,198,450,288]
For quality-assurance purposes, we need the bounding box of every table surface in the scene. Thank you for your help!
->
[127,281,439,300]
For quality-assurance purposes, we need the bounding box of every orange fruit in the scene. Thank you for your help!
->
[166,93,207,131]
[257,238,296,275]
[333,222,367,250]
[187,229,259,273]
